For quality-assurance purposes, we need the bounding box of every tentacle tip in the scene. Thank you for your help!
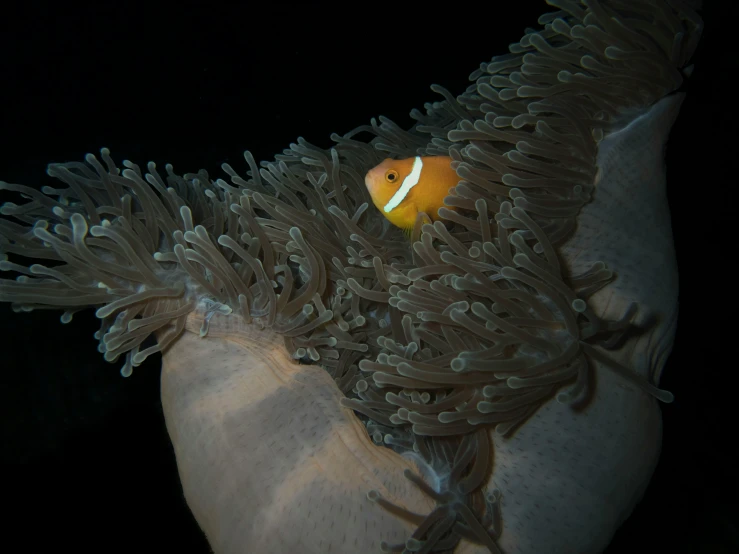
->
[656,389,675,404]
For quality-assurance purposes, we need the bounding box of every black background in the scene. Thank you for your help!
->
[1,1,734,553]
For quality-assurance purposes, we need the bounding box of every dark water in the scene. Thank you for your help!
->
[0,1,734,552]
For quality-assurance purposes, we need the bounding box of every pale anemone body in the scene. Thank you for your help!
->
[0,1,701,553]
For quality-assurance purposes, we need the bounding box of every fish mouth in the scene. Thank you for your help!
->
[364,173,380,198]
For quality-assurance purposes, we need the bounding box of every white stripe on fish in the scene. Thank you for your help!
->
[383,156,423,213]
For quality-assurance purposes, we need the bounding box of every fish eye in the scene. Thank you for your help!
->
[385,170,399,183]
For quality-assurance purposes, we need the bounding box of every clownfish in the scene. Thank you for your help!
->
[364,156,458,235]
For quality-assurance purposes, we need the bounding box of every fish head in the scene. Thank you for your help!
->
[365,158,405,208]
[364,158,417,228]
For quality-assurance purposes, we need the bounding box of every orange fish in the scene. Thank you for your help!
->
[364,156,458,234]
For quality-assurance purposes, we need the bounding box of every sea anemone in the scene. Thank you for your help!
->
[0,1,702,552]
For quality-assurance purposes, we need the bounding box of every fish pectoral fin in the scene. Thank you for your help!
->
[408,211,431,241]
[403,226,414,240]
